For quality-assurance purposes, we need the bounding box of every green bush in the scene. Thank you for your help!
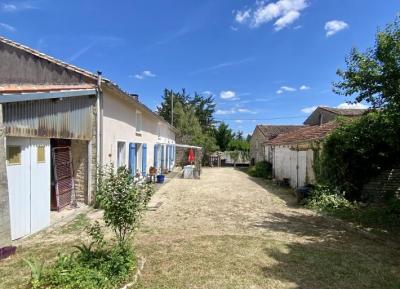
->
[305,184,400,230]
[247,161,272,179]
[96,165,154,244]
[316,111,400,200]
[28,165,154,289]
[305,184,355,213]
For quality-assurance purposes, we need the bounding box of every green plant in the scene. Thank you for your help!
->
[316,112,400,200]
[96,165,154,244]
[247,161,272,179]
[24,258,45,287]
[305,184,355,213]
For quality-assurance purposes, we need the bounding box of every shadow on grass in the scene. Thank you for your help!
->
[235,167,299,208]
[254,209,400,288]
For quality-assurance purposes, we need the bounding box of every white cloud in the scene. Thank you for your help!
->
[301,102,367,114]
[134,74,144,80]
[202,90,213,96]
[337,102,368,109]
[142,70,156,77]
[277,85,296,94]
[215,108,236,115]
[230,26,239,31]
[220,90,236,99]
[131,70,156,80]
[235,120,243,124]
[325,20,349,37]
[299,85,310,90]
[301,105,318,114]
[274,10,300,31]
[2,4,17,12]
[237,108,256,114]
[0,23,16,32]
[1,2,37,12]
[236,0,308,31]
[235,9,251,24]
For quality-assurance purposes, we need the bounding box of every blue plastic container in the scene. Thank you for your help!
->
[156,175,165,183]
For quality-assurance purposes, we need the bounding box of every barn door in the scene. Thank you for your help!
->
[30,138,50,234]
[7,137,51,240]
[297,151,307,187]
[6,137,31,240]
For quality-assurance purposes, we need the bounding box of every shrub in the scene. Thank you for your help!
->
[27,164,154,289]
[248,161,272,179]
[305,184,355,213]
[316,111,400,200]
[96,165,154,244]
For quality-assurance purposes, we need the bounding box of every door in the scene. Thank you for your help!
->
[6,137,51,240]
[30,138,50,234]
[297,151,307,187]
[6,137,31,240]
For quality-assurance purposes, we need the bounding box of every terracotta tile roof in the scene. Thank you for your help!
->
[266,122,338,145]
[0,84,96,93]
[257,125,305,140]
[319,106,366,116]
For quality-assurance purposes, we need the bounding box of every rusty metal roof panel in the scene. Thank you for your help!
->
[3,95,95,140]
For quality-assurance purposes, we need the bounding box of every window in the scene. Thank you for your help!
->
[136,111,143,133]
[7,146,21,165]
[117,141,126,168]
[37,145,45,163]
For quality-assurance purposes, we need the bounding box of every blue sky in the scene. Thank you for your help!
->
[1,0,399,134]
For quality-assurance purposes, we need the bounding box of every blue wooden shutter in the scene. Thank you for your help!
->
[142,144,147,175]
[154,144,158,168]
[129,143,136,176]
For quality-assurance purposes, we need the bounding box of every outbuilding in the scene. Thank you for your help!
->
[266,122,338,188]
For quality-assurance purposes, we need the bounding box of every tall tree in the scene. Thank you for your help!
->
[189,93,216,132]
[157,89,190,127]
[334,16,400,113]
[214,122,233,151]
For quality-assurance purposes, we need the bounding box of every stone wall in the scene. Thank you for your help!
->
[0,104,11,248]
[71,140,89,204]
[363,168,400,201]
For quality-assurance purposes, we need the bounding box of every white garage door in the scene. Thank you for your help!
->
[6,137,50,240]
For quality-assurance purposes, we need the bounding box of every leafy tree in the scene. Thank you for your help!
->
[334,16,400,114]
[317,112,400,200]
[214,122,233,151]
[189,93,216,132]
[227,139,250,152]
[157,89,190,127]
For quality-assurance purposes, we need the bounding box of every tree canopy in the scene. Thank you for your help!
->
[334,16,400,113]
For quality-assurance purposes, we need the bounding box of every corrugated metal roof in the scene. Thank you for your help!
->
[3,95,95,140]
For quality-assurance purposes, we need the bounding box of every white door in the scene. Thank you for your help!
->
[297,151,307,187]
[6,137,51,240]
[6,137,31,240]
[30,138,50,234]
